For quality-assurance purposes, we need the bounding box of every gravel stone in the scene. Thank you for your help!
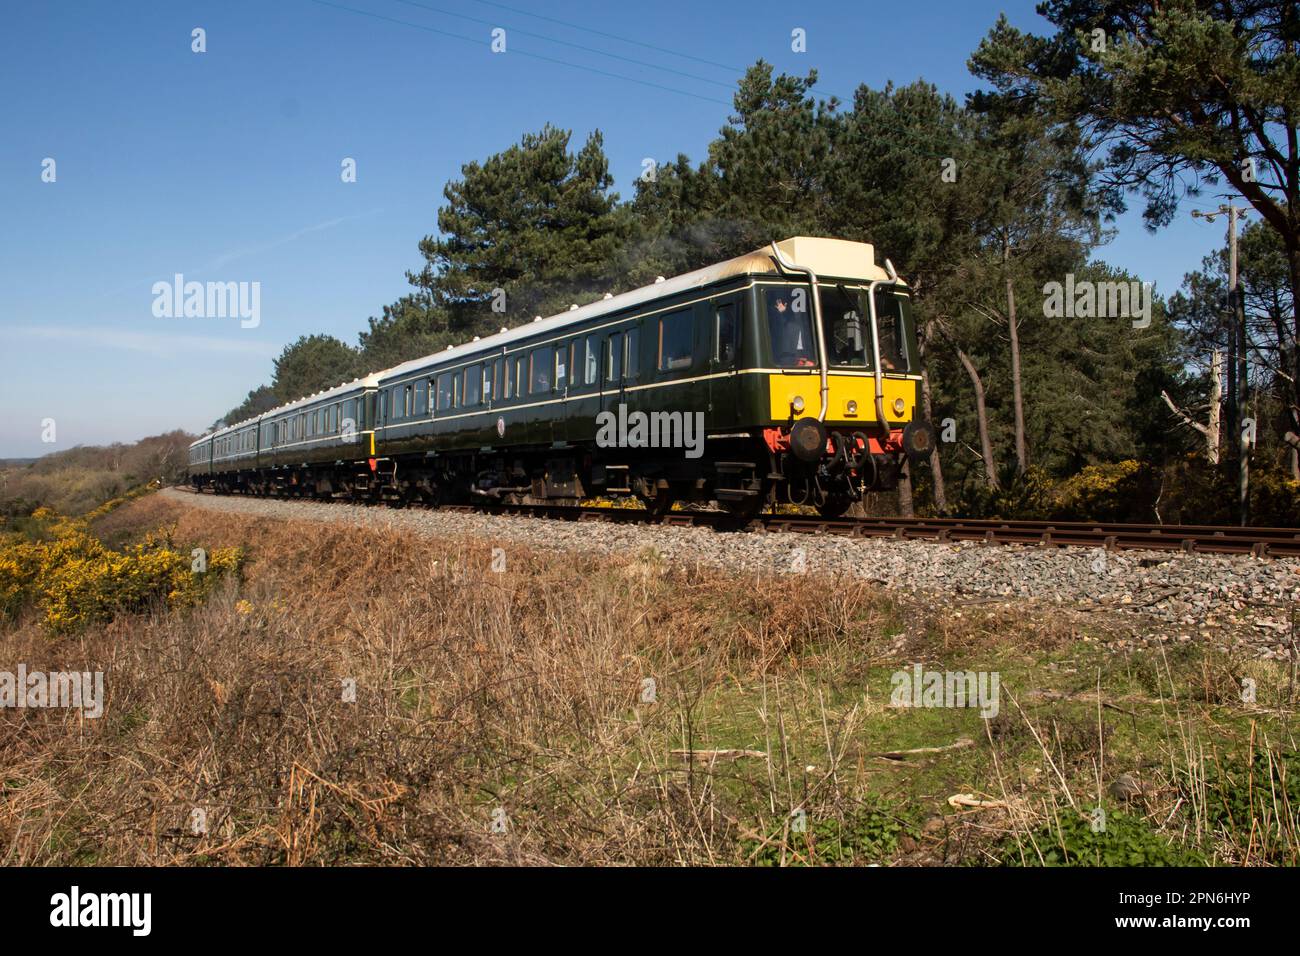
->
[164,488,1300,659]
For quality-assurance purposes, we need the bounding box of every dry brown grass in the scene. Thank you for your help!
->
[3,493,1294,866]
[2,495,917,865]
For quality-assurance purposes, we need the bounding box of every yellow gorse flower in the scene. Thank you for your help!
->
[0,504,243,633]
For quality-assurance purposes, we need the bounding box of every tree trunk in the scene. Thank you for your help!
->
[920,365,947,511]
[1234,282,1250,525]
[1225,309,1239,463]
[1287,245,1300,479]
[1207,348,1222,464]
[956,347,999,490]
[897,459,914,517]
[1004,242,1027,476]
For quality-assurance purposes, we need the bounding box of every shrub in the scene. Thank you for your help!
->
[0,506,242,633]
[1206,749,1300,865]
[1049,460,1153,522]
[1248,471,1300,527]
[1000,808,1205,866]
[745,796,918,866]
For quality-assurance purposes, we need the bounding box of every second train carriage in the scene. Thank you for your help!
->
[190,237,934,517]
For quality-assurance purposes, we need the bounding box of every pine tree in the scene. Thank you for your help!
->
[409,125,634,335]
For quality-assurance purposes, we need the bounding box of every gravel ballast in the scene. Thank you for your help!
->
[163,488,1300,659]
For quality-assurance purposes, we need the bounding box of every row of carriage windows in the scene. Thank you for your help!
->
[215,304,736,442]
[382,324,653,422]
[213,429,257,458]
[257,398,359,447]
[374,304,748,424]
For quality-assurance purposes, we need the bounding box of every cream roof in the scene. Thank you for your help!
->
[195,373,382,446]
[377,237,900,384]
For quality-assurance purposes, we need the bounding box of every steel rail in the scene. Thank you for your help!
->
[183,488,1300,557]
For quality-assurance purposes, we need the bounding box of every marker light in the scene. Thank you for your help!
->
[791,395,806,414]
[846,399,858,415]
[893,397,906,415]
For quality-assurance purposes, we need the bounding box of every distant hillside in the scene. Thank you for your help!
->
[0,431,194,518]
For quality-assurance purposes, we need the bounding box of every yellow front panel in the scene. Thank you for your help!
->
[767,373,918,425]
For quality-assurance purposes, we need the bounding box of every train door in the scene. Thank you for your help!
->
[622,322,641,420]
[556,338,588,445]
[551,339,570,445]
[708,300,741,428]
[364,391,377,459]
[606,329,627,418]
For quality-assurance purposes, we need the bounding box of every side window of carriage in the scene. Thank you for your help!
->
[607,332,623,383]
[715,302,738,368]
[657,309,694,373]
[435,372,454,413]
[624,326,639,381]
[584,334,600,386]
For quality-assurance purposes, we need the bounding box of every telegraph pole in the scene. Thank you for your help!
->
[1192,203,1251,525]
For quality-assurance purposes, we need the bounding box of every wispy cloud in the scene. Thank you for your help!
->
[12,325,281,359]
[201,209,383,272]
[99,208,384,298]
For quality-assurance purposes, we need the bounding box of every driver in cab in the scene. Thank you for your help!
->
[770,295,816,368]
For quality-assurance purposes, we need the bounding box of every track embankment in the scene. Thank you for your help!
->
[163,487,1300,659]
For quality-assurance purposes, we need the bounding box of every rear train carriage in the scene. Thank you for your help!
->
[187,434,213,485]
[190,237,933,518]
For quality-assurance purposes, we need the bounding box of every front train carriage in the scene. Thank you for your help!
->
[362,235,932,518]
[749,237,934,517]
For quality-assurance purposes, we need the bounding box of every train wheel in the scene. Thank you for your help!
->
[637,488,675,519]
[816,495,854,519]
[718,495,764,524]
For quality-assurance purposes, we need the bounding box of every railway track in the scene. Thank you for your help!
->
[425,500,1300,558]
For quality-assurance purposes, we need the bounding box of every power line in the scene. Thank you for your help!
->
[462,0,903,117]
[460,0,870,113]
[464,0,745,74]
[389,0,740,91]
[304,0,732,106]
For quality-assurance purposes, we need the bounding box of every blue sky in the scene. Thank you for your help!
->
[1,0,1234,458]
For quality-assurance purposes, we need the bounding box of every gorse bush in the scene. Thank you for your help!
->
[1052,460,1150,522]
[958,462,1150,522]
[0,502,242,633]
[954,458,1299,525]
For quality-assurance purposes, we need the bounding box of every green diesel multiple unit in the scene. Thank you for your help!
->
[189,237,934,518]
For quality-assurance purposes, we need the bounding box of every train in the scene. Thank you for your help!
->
[188,236,935,519]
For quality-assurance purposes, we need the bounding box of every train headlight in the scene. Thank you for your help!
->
[846,399,858,416]
[892,397,906,416]
[791,395,805,414]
